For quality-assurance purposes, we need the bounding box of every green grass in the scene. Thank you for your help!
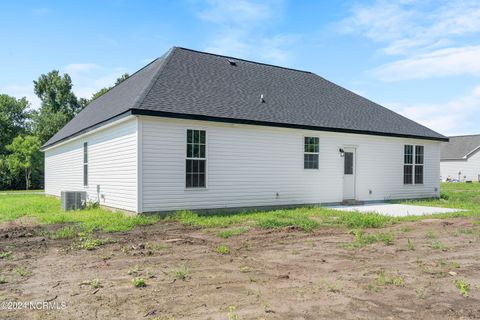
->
[345,230,394,249]
[171,207,394,232]
[0,190,43,194]
[49,226,78,239]
[0,194,160,232]
[170,183,479,232]
[398,182,480,216]
[216,226,250,238]
[0,183,477,237]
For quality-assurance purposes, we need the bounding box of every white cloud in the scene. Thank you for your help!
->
[340,0,480,80]
[341,0,480,56]
[1,85,41,110]
[196,0,296,65]
[389,85,480,135]
[64,63,100,74]
[374,45,480,81]
[61,64,128,100]
[197,0,272,25]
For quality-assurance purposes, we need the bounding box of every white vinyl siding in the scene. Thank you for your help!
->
[140,116,441,212]
[441,149,480,182]
[45,118,138,212]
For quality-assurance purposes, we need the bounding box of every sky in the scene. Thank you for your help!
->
[1,0,480,136]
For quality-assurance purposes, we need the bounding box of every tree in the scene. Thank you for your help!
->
[89,73,129,103]
[0,95,30,155]
[115,73,129,85]
[31,108,68,144]
[5,135,41,190]
[32,70,84,144]
[33,70,82,118]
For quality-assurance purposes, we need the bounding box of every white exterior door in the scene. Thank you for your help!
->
[343,147,356,200]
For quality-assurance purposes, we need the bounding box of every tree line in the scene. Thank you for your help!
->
[0,71,128,190]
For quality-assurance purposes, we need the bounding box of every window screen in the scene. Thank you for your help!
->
[186,130,206,188]
[304,137,319,169]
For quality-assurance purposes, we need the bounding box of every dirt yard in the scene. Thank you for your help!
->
[1,217,479,320]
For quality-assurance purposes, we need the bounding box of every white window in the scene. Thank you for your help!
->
[404,145,423,185]
[304,137,319,169]
[186,129,206,188]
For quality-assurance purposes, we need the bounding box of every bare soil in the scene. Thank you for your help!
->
[1,217,480,319]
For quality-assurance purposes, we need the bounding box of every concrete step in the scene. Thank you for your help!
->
[341,199,364,206]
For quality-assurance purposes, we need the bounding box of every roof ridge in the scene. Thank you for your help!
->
[85,54,165,104]
[131,47,177,110]
[175,46,313,75]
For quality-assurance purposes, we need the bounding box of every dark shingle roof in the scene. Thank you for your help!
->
[43,47,447,148]
[441,135,480,160]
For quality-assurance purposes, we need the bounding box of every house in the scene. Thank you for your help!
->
[42,47,448,214]
[440,134,480,182]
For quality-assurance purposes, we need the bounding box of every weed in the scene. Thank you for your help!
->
[216,227,250,238]
[215,245,230,254]
[346,230,394,249]
[128,265,142,275]
[50,226,78,239]
[144,242,165,251]
[401,226,413,232]
[240,266,251,273]
[78,237,114,250]
[227,306,238,320]
[375,271,405,287]
[454,279,470,297]
[325,281,341,293]
[429,240,446,250]
[0,275,6,284]
[131,277,146,287]
[0,251,12,259]
[80,278,102,289]
[292,249,300,255]
[426,230,436,240]
[415,288,426,299]
[172,265,189,280]
[15,266,31,277]
[407,238,415,251]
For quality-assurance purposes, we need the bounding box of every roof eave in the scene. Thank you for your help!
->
[131,109,449,142]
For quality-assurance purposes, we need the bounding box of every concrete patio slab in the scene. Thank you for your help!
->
[329,203,461,217]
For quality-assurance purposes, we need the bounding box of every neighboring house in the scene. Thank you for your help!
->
[42,47,448,214]
[440,134,480,182]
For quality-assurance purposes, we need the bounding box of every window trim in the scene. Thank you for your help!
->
[185,128,208,190]
[83,142,88,187]
[403,144,424,185]
[303,136,319,170]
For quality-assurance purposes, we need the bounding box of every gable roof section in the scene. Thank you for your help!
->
[441,134,480,160]
[43,47,447,149]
